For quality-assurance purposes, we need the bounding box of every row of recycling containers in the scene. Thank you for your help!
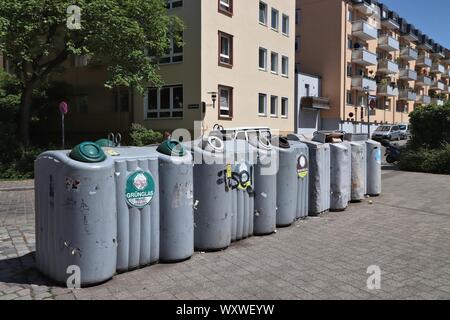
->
[34,130,381,286]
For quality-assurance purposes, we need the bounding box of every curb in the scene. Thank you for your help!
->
[0,186,34,192]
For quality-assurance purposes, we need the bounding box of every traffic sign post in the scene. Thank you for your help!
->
[59,101,69,149]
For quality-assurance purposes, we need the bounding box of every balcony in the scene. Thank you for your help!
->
[431,98,444,106]
[416,55,432,68]
[441,69,450,79]
[400,47,418,61]
[399,22,420,43]
[431,63,445,74]
[431,44,446,59]
[379,6,400,30]
[377,59,399,75]
[377,84,399,97]
[418,35,434,51]
[399,68,417,81]
[416,75,432,87]
[398,89,417,101]
[352,20,378,41]
[351,76,377,92]
[301,96,330,110]
[430,80,445,91]
[351,0,379,17]
[352,49,377,66]
[378,35,400,52]
[417,95,431,105]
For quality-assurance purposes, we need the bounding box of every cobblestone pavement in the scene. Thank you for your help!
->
[1,169,450,300]
[0,180,34,191]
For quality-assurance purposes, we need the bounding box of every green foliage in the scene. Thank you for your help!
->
[408,104,450,149]
[0,145,45,179]
[0,0,183,92]
[129,123,163,147]
[400,144,450,175]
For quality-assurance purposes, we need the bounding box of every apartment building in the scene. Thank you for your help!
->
[133,0,296,136]
[296,0,450,134]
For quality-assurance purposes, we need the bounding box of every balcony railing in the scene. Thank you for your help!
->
[417,95,431,105]
[399,68,418,81]
[377,59,399,75]
[400,47,418,61]
[351,0,379,17]
[352,20,378,41]
[377,84,399,97]
[441,69,450,79]
[431,98,444,106]
[417,55,433,68]
[430,80,445,91]
[378,35,400,52]
[351,76,377,92]
[431,63,445,74]
[398,89,417,101]
[416,75,432,87]
[351,48,377,66]
[301,96,331,110]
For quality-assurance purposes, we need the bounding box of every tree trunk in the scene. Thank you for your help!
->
[19,84,34,146]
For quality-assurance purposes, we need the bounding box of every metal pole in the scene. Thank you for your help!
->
[62,113,65,149]
[367,91,370,137]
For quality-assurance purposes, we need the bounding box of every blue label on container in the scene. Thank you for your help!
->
[375,149,382,162]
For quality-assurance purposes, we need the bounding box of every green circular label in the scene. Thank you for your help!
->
[125,171,155,208]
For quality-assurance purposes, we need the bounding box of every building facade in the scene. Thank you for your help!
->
[133,0,296,136]
[296,0,450,133]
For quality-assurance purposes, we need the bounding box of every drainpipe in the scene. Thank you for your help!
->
[342,1,349,132]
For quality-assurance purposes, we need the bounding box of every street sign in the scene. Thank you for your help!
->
[59,101,69,115]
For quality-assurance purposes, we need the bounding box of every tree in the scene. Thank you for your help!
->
[0,0,183,145]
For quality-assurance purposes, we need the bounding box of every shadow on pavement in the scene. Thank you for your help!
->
[0,252,54,287]
[382,164,400,171]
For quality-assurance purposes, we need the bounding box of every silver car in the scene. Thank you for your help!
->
[398,124,410,140]
[371,125,402,141]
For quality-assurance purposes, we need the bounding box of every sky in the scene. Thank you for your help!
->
[381,0,450,49]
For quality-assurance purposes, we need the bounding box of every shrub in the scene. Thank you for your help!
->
[408,104,450,149]
[0,145,44,179]
[400,144,450,175]
[129,123,163,146]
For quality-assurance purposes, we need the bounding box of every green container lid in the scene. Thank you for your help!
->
[69,142,107,163]
[157,139,186,157]
[95,138,115,147]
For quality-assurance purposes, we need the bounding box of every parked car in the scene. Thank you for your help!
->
[398,124,410,140]
[371,125,402,141]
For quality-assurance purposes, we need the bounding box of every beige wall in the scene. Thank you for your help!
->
[201,0,296,134]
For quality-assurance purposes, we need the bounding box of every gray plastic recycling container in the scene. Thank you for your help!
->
[246,133,277,236]
[288,140,309,219]
[155,140,194,262]
[288,134,330,216]
[35,144,117,286]
[185,135,232,251]
[109,147,160,272]
[344,133,368,202]
[366,139,382,196]
[229,138,255,241]
[271,137,300,227]
[313,132,351,211]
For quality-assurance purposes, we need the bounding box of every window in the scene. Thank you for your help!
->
[271,52,278,74]
[282,14,289,36]
[218,85,233,119]
[270,96,278,117]
[347,63,352,77]
[271,8,279,31]
[295,36,301,51]
[114,88,130,112]
[346,91,353,105]
[218,31,233,67]
[281,56,289,77]
[347,9,353,22]
[259,2,267,25]
[258,93,267,116]
[166,0,183,9]
[157,32,183,64]
[295,9,301,25]
[347,37,353,50]
[281,98,288,118]
[146,85,183,119]
[259,47,267,70]
[218,0,233,16]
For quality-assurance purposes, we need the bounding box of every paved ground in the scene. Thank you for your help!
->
[1,167,450,300]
